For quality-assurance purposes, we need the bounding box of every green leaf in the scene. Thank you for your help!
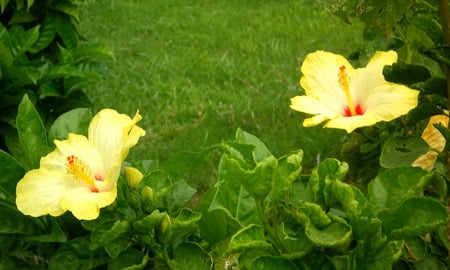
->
[0,201,44,235]
[220,154,277,200]
[171,242,213,270]
[133,209,166,234]
[55,14,78,50]
[8,9,38,24]
[251,256,299,270]
[169,208,202,241]
[0,150,24,197]
[379,136,429,168]
[29,14,57,53]
[0,43,12,67]
[227,224,274,254]
[163,180,196,215]
[8,25,40,57]
[51,1,81,21]
[48,107,92,142]
[379,197,448,239]
[405,103,445,126]
[271,150,303,202]
[235,128,272,162]
[367,167,429,211]
[383,63,431,84]
[307,158,348,207]
[304,214,351,249]
[355,239,403,270]
[89,220,130,251]
[25,218,67,243]
[107,249,148,270]
[16,94,49,169]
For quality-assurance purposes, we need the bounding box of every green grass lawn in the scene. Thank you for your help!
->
[80,0,365,170]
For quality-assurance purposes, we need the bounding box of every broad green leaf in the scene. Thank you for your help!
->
[219,154,277,200]
[333,183,382,240]
[307,158,348,207]
[48,107,92,142]
[104,238,131,259]
[209,177,257,226]
[16,94,49,169]
[198,208,241,244]
[275,224,314,260]
[421,77,447,97]
[39,81,62,98]
[163,180,196,215]
[251,256,299,270]
[26,218,66,243]
[51,1,80,21]
[227,224,274,254]
[297,201,330,228]
[171,242,213,270]
[0,0,10,13]
[0,201,43,235]
[379,136,429,168]
[378,197,448,239]
[107,249,147,270]
[354,238,403,270]
[413,256,449,270]
[89,220,130,251]
[271,150,303,201]
[0,43,12,67]
[367,167,429,211]
[8,9,38,24]
[0,150,24,196]
[161,145,218,176]
[304,214,351,249]
[133,210,166,234]
[55,14,78,50]
[383,63,431,84]
[235,128,272,162]
[8,25,40,57]
[169,208,202,241]
[29,14,57,53]
[405,103,445,125]
[197,187,241,244]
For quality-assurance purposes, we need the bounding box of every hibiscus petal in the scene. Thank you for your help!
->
[325,110,379,133]
[300,50,353,112]
[16,169,76,217]
[88,109,145,169]
[363,84,419,122]
[60,185,117,220]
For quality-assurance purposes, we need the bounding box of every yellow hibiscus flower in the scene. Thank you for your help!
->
[290,50,419,133]
[16,109,146,220]
[412,112,449,171]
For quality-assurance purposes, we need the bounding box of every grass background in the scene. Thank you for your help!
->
[80,0,365,170]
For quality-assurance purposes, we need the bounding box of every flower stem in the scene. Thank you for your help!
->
[255,199,287,254]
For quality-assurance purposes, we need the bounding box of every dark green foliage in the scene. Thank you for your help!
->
[0,0,111,155]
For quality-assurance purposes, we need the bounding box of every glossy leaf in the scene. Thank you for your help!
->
[89,220,130,251]
[163,180,196,215]
[48,237,108,270]
[379,136,429,168]
[367,167,429,211]
[378,197,448,239]
[235,128,272,162]
[8,25,40,57]
[227,224,274,254]
[16,94,49,169]
[29,14,56,53]
[271,150,303,201]
[107,249,147,270]
[383,63,431,84]
[48,107,92,142]
[304,214,351,249]
[171,242,213,270]
[251,256,299,270]
[220,154,277,200]
[0,150,24,197]
[169,208,202,241]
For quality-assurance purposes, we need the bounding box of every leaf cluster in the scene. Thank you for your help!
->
[0,0,112,156]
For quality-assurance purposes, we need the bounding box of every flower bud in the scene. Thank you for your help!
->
[140,186,155,213]
[156,212,171,243]
[124,167,144,190]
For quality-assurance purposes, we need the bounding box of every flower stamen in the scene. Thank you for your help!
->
[66,155,99,192]
[338,65,357,116]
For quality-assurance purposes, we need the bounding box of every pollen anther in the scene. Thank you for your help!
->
[66,155,98,192]
[338,65,357,116]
